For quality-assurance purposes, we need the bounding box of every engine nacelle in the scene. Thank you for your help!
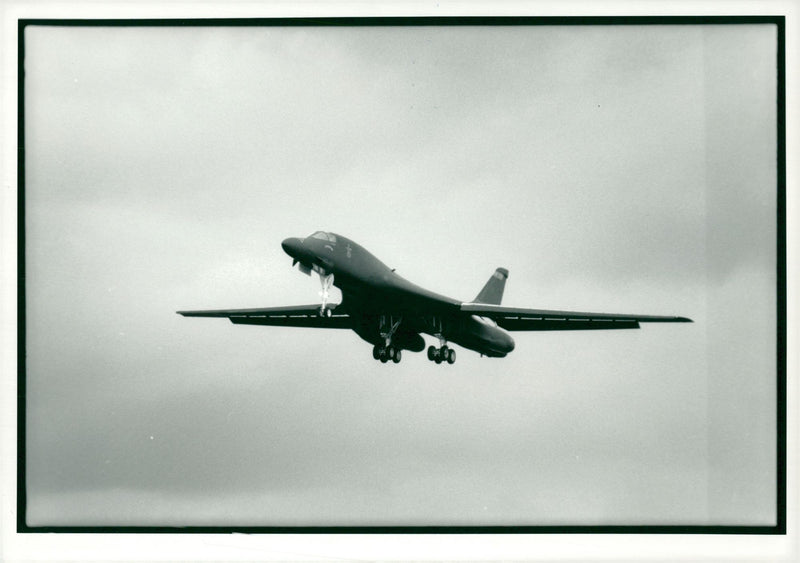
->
[394,332,426,352]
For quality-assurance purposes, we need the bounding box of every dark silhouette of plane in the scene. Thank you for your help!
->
[178,232,691,364]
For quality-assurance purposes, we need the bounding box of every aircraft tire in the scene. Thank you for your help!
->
[392,349,402,363]
[446,348,456,364]
[427,346,436,361]
[434,354,442,364]
[372,345,381,360]
[380,354,388,363]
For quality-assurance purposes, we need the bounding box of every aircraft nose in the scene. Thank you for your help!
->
[281,237,303,258]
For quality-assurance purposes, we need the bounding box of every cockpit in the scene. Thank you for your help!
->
[309,231,337,244]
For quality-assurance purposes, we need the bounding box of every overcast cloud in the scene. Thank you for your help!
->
[23,23,776,526]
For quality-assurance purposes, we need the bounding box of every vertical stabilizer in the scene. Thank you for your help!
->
[473,268,509,305]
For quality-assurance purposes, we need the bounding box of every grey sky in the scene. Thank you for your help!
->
[23,23,777,526]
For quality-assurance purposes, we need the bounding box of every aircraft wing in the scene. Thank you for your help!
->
[460,303,692,331]
[176,303,353,329]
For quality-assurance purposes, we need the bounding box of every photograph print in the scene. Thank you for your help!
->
[19,18,783,530]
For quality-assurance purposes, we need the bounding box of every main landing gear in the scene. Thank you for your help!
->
[427,345,456,364]
[422,318,455,365]
[373,344,402,364]
[372,314,403,364]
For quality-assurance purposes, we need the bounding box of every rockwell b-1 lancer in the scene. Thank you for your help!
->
[178,232,691,364]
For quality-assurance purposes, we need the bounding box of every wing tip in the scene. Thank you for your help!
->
[177,310,206,317]
[642,315,693,323]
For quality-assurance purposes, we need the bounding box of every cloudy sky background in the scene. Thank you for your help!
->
[23,23,777,526]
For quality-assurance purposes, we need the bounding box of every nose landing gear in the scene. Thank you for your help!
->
[318,272,334,316]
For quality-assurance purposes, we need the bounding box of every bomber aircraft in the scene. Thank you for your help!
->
[178,232,691,364]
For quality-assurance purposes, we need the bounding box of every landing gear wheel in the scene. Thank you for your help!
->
[372,345,381,360]
[380,352,388,363]
[427,346,436,361]
[446,348,456,364]
[434,352,442,364]
[392,349,402,364]
[325,308,332,318]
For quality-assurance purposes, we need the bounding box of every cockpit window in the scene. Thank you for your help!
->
[309,231,336,243]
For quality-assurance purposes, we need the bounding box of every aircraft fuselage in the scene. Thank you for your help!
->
[281,233,515,358]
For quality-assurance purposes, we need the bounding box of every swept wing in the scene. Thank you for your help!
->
[177,303,352,329]
[460,303,692,331]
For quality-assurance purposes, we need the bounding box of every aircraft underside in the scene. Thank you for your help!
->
[348,303,511,365]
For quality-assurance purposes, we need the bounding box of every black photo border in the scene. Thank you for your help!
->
[16,15,787,535]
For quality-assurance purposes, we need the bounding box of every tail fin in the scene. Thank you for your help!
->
[473,268,508,305]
